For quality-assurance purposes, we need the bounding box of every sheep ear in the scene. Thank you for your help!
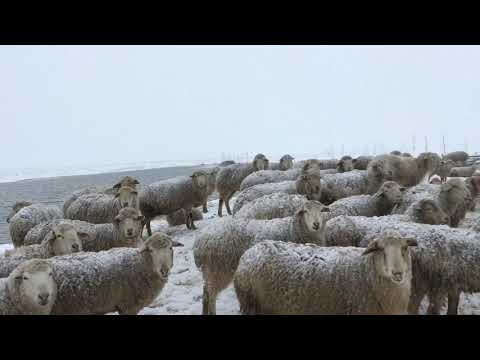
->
[171,240,184,247]
[114,214,122,223]
[114,192,120,198]
[362,240,379,255]
[405,238,418,247]
[133,179,139,185]
[297,209,306,215]
[136,215,145,222]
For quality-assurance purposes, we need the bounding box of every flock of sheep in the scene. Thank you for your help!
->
[1,149,480,315]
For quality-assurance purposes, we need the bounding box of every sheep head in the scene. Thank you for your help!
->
[115,185,138,208]
[114,207,144,240]
[46,222,84,255]
[362,231,417,285]
[140,232,183,278]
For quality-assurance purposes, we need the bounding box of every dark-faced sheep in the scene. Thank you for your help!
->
[269,154,294,171]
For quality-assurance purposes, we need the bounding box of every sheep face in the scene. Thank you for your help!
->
[377,181,405,205]
[141,233,183,277]
[416,152,441,177]
[296,201,330,239]
[362,232,417,284]
[279,155,294,170]
[7,260,57,315]
[190,171,208,191]
[6,201,32,223]
[115,186,138,208]
[115,208,144,240]
[296,173,322,201]
[253,155,268,171]
[336,159,354,173]
[47,223,84,255]
[207,168,219,192]
[414,199,450,225]
[113,176,140,190]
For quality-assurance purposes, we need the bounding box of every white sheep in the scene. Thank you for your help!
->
[269,154,295,171]
[234,232,417,314]
[215,154,268,217]
[234,193,308,220]
[320,170,369,204]
[0,259,57,315]
[49,232,183,315]
[65,185,138,224]
[8,203,63,247]
[140,171,210,234]
[324,215,480,315]
[0,222,84,278]
[193,200,331,315]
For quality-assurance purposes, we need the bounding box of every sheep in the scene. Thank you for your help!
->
[465,175,480,211]
[6,201,32,223]
[324,215,480,314]
[65,185,139,224]
[233,232,417,314]
[202,167,219,213]
[391,183,441,214]
[232,171,322,215]
[435,158,455,183]
[294,158,338,170]
[49,232,183,315]
[352,155,373,170]
[269,154,295,171]
[0,223,85,278]
[62,176,140,215]
[444,151,469,164]
[23,207,144,252]
[166,208,203,227]
[193,200,331,315]
[336,157,354,173]
[234,193,308,220]
[402,152,413,157]
[0,259,57,315]
[140,171,210,234]
[390,150,402,156]
[325,181,405,220]
[8,203,63,248]
[366,152,441,194]
[219,160,235,167]
[215,154,269,217]
[437,178,473,227]
[320,170,369,205]
[450,166,479,178]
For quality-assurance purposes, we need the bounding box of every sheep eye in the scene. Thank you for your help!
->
[23,276,28,280]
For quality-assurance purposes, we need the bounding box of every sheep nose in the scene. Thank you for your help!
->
[392,271,403,282]
[313,222,320,230]
[72,244,79,251]
[127,229,133,235]
[38,293,49,305]
[123,202,129,207]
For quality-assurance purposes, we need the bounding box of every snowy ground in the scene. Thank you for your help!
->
[1,196,479,315]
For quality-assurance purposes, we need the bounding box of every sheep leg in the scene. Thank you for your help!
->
[203,202,208,213]
[185,210,192,229]
[146,219,153,236]
[189,212,197,230]
[408,291,425,315]
[218,198,224,217]
[447,291,460,315]
[225,192,234,216]
[202,284,217,315]
[426,291,445,315]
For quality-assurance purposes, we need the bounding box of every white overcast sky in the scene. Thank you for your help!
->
[1,45,479,170]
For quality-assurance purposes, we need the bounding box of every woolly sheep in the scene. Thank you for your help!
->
[140,170,210,234]
[23,207,144,252]
[6,201,32,223]
[294,158,338,170]
[8,203,63,248]
[0,223,85,278]
[352,155,373,170]
[235,193,308,220]
[465,175,480,211]
[166,208,203,227]
[0,259,57,315]
[215,154,269,217]
[193,201,331,315]
[402,152,413,157]
[232,171,322,215]
[320,170,369,205]
[234,232,417,314]
[450,166,479,178]
[49,232,183,315]
[324,215,480,314]
[336,157,354,173]
[112,175,140,191]
[219,160,235,167]
[390,150,402,156]
[444,151,469,164]
[366,153,440,194]
[65,185,138,224]
[269,154,295,171]
[325,181,405,220]
[436,158,455,183]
